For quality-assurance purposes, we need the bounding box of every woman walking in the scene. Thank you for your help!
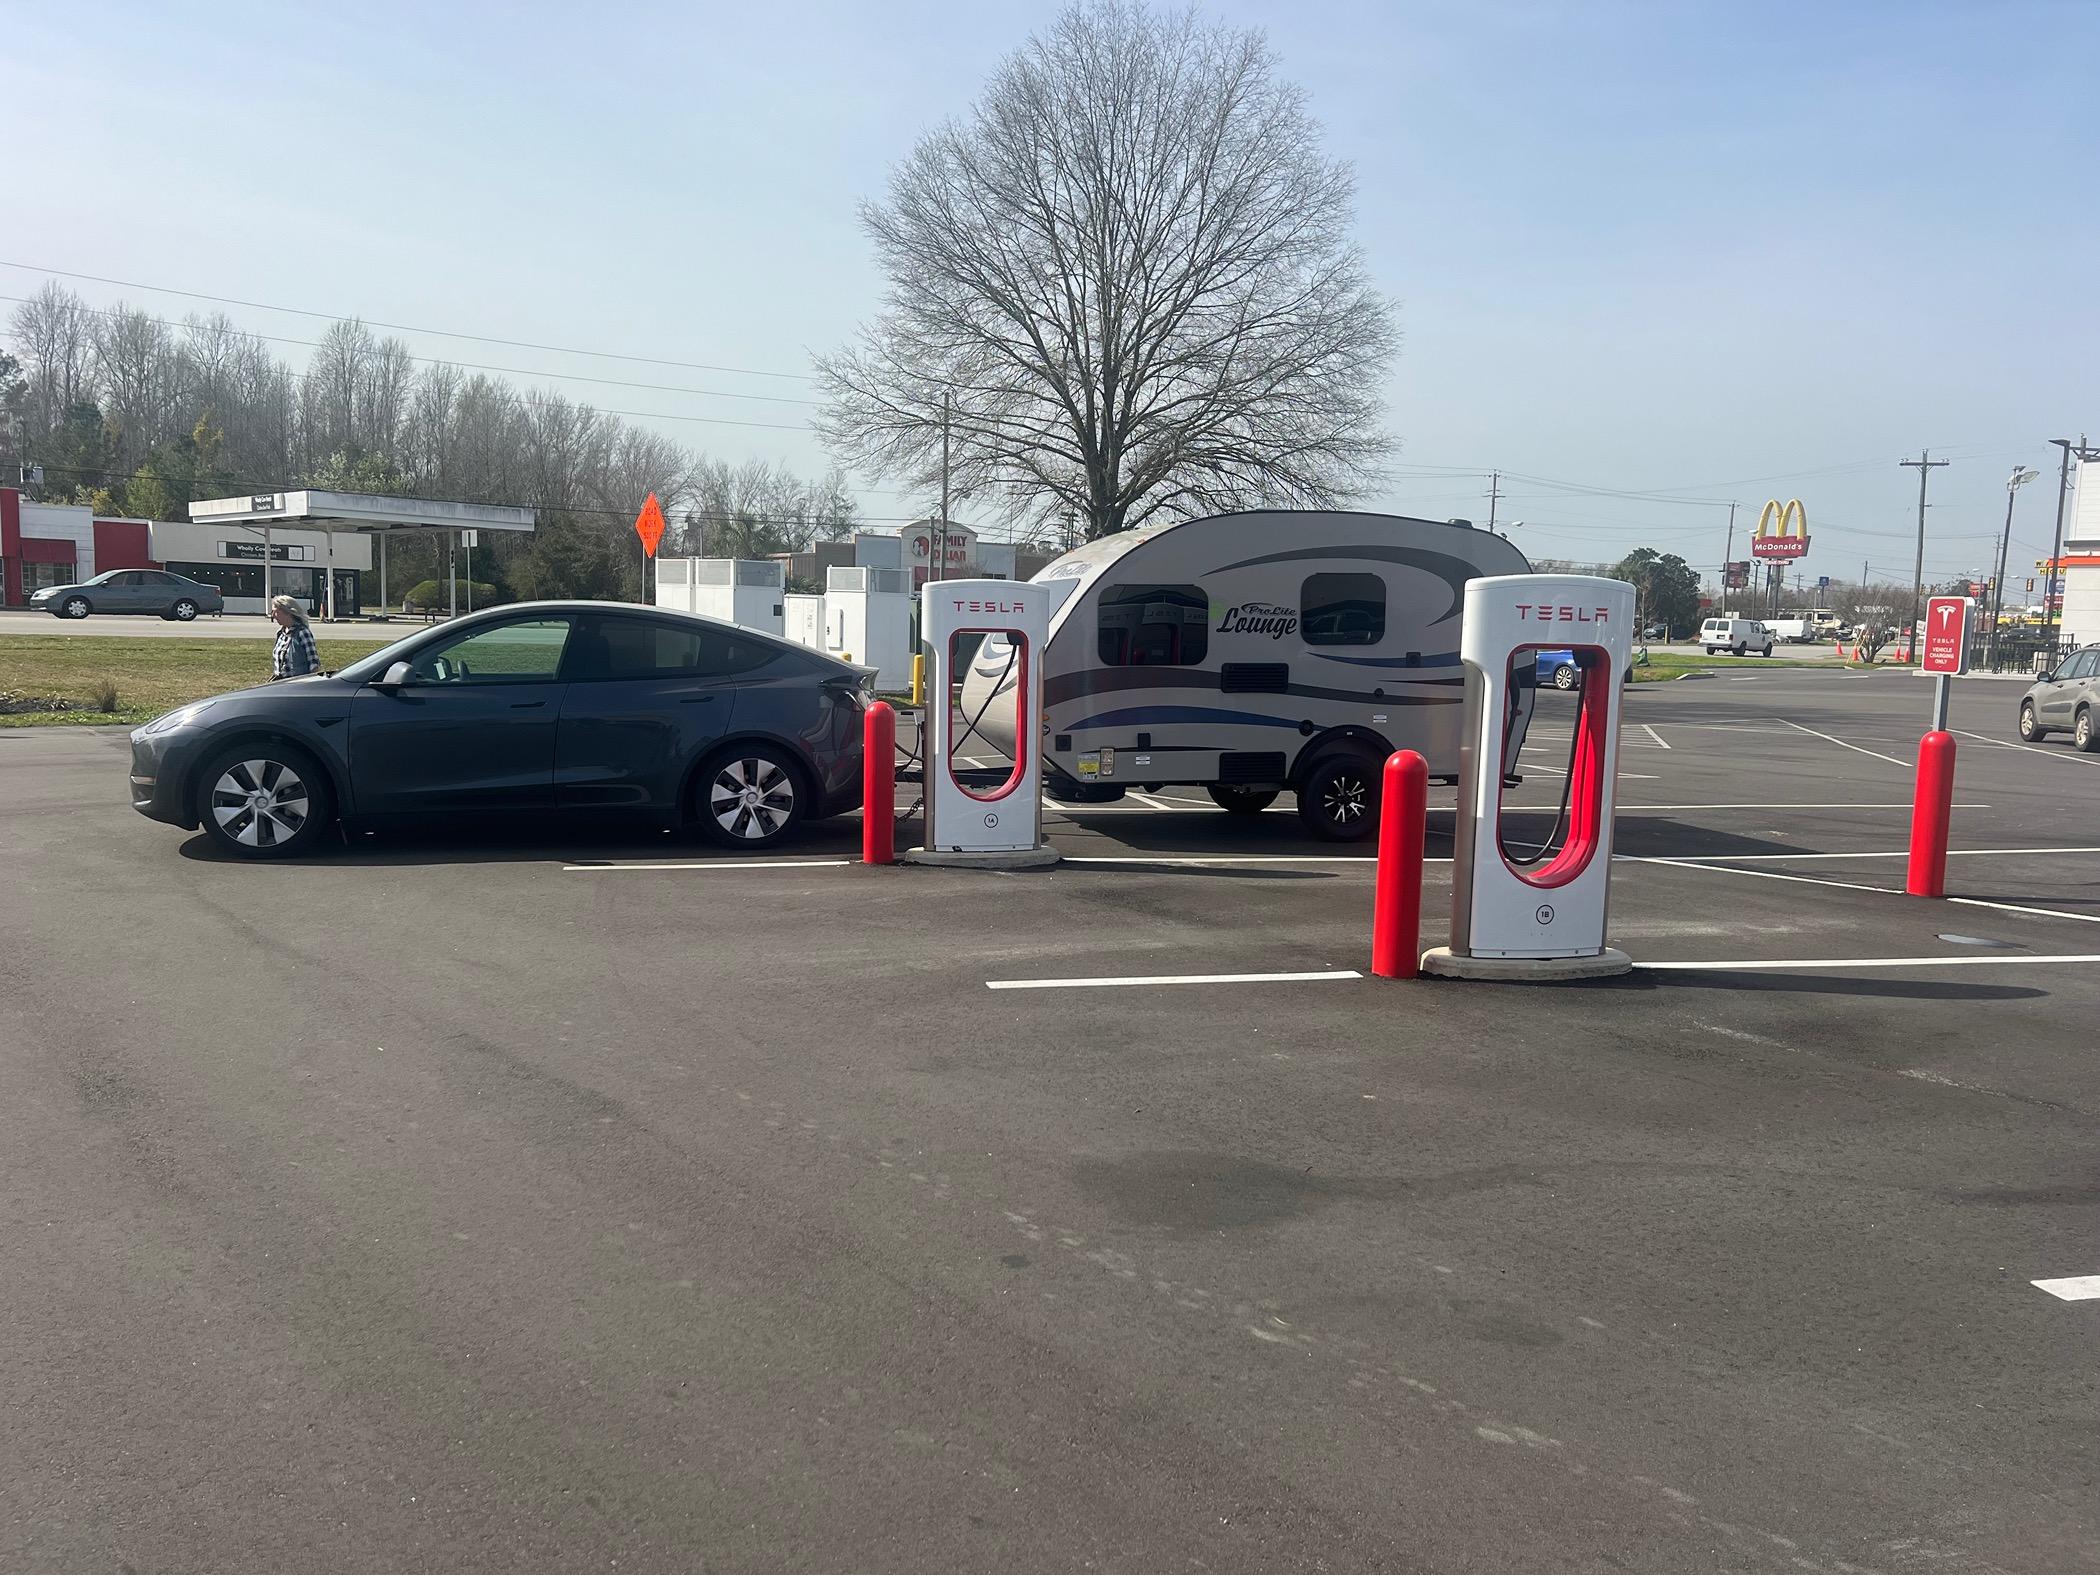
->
[269,594,320,681]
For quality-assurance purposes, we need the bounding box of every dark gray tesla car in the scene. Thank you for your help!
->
[129,601,870,857]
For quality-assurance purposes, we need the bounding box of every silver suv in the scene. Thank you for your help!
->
[2019,647,2100,751]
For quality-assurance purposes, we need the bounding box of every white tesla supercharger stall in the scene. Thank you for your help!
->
[904,579,1061,868]
[1422,574,1636,980]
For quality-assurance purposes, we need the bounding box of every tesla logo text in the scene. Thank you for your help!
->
[1513,605,1611,623]
[1216,601,1298,639]
[1935,605,1959,628]
[953,599,1021,614]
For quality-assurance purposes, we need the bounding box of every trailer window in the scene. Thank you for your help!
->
[1301,573,1385,646]
[1097,584,1209,667]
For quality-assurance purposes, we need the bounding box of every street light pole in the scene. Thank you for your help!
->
[1991,466,2040,663]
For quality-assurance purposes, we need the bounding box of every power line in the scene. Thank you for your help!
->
[0,259,819,383]
[0,293,819,407]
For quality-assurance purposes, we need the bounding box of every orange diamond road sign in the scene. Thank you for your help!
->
[633,492,668,558]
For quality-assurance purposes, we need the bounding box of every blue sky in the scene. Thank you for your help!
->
[10,0,2095,590]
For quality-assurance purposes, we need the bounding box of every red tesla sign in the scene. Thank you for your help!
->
[1921,597,1970,675]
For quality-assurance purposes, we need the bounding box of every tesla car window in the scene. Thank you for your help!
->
[575,618,778,680]
[408,618,573,683]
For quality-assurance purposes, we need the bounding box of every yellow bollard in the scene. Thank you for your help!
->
[911,653,925,707]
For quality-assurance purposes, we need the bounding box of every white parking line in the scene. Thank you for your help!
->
[987,969,1363,991]
[1950,728,2100,767]
[1947,894,2100,927]
[2032,1276,2100,1301]
[1636,954,2100,972]
[1064,854,1389,865]
[1624,857,1899,896]
[1643,845,2100,864]
[564,859,854,872]
[1128,792,1175,810]
[1617,802,1987,811]
[1782,718,1912,770]
[1640,723,1672,750]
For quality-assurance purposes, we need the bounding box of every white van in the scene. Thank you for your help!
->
[1698,616,1775,656]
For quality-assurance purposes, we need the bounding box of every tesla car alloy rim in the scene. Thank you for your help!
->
[211,759,310,848]
[711,757,794,839]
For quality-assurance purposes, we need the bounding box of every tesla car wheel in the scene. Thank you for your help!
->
[1297,753,1379,842]
[198,743,333,858]
[1552,663,1579,690]
[169,599,199,621]
[61,596,91,619]
[1207,784,1279,815]
[2019,701,2045,742]
[2078,708,2097,754]
[700,748,804,848]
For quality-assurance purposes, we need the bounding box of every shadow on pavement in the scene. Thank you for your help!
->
[1633,971,2048,1002]
[177,816,866,868]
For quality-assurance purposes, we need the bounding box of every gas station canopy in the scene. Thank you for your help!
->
[189,489,535,536]
[187,489,535,619]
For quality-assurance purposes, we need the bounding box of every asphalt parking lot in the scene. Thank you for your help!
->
[3,667,2096,1574]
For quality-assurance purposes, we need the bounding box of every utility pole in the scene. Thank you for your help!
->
[1718,500,1737,614]
[2043,436,2098,635]
[1485,471,1502,537]
[1900,451,1950,660]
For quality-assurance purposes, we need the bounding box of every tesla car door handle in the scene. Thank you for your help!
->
[680,695,716,704]
[510,699,546,709]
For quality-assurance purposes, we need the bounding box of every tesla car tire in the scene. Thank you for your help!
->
[196,740,334,859]
[1297,751,1380,842]
[696,745,807,849]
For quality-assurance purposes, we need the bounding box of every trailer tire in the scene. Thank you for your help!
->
[1207,785,1278,815]
[1295,751,1381,842]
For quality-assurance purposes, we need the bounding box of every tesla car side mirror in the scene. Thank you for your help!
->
[375,660,413,690]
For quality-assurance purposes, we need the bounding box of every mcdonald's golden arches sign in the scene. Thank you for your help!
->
[1750,498,1809,560]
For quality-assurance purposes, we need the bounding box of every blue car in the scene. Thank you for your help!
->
[1535,649,1582,690]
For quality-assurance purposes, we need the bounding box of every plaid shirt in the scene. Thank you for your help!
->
[273,622,320,679]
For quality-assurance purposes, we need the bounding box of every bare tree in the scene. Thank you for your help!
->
[816,0,1394,539]
[8,281,96,441]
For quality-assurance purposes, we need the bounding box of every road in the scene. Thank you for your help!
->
[2,668,2095,1573]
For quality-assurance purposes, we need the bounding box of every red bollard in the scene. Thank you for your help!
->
[1372,749,1429,978]
[1905,729,1956,897]
[863,700,896,866]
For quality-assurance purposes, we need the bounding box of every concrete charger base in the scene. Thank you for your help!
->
[901,846,1063,871]
[1419,946,1632,982]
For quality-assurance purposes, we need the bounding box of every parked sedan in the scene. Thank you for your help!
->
[32,568,224,621]
[2019,646,2100,751]
[129,601,871,857]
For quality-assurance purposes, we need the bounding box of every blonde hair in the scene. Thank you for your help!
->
[269,594,309,628]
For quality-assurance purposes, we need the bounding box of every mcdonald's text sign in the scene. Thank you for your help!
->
[1751,498,1810,560]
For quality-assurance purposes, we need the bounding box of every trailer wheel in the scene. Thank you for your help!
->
[1207,785,1278,815]
[1296,751,1380,841]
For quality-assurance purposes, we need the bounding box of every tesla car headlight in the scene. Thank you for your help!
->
[139,700,215,736]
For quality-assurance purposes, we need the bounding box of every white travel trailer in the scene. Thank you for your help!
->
[958,511,1538,838]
